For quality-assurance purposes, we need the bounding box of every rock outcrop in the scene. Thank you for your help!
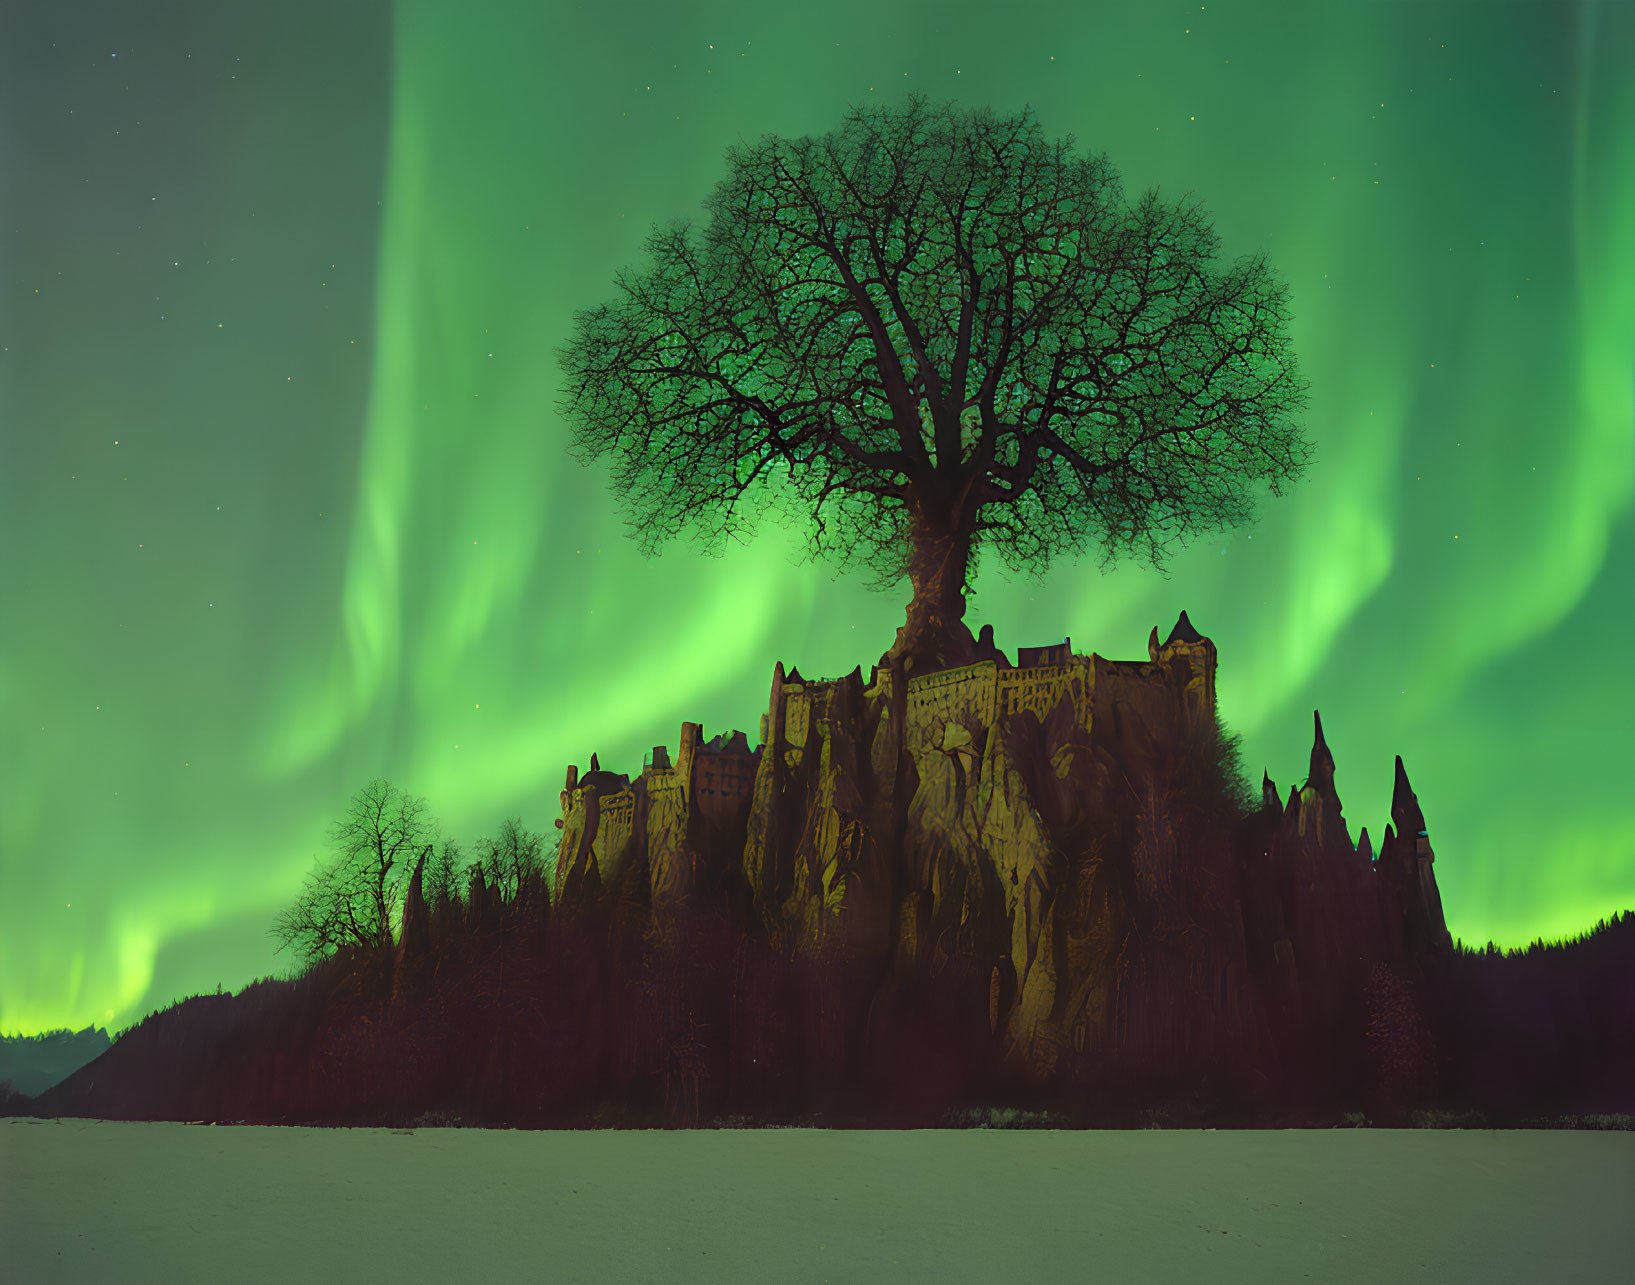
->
[549,614,1456,1106]
[1379,755,1455,960]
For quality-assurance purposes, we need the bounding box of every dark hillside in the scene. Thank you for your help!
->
[20,625,1634,1129]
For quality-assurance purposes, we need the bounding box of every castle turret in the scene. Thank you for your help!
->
[1165,610,1204,646]
[1156,611,1217,724]
[677,722,702,812]
[553,750,632,904]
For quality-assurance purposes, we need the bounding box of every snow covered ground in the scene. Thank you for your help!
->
[3,1120,1631,1283]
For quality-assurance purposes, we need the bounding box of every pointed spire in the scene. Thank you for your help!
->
[774,659,785,684]
[1308,709,1336,789]
[1262,769,1280,812]
[1357,826,1373,863]
[1148,625,1161,662]
[589,751,600,773]
[1391,755,1428,846]
[1165,609,1204,645]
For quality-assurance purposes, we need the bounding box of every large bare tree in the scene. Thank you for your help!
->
[559,95,1311,678]
[269,778,435,961]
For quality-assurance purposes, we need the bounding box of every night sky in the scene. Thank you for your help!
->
[3,0,1631,1037]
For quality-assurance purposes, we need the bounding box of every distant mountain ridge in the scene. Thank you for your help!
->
[1,1025,112,1098]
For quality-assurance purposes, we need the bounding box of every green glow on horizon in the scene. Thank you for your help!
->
[2,0,1631,1036]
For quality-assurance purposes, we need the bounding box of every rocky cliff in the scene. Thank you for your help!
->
[544,613,1455,1114]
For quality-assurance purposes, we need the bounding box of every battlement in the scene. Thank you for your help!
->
[849,612,1216,758]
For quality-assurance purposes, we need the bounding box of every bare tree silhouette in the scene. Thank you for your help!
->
[560,95,1310,677]
[269,778,435,961]
[473,816,549,908]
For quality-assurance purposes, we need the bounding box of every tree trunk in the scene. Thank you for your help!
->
[883,504,978,681]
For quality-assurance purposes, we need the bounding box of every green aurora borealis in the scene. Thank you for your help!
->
[2,0,1631,1036]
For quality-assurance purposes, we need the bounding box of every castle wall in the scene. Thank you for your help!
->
[1161,637,1217,724]
[904,660,998,753]
[790,629,1215,768]
[553,789,591,904]
[646,763,682,797]
[782,682,836,756]
[994,658,1087,731]
[640,723,761,909]
[1090,657,1191,743]
[645,771,690,911]
[593,786,636,884]
[693,744,759,829]
[554,621,1218,908]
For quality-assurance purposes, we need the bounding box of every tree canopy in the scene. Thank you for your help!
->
[269,778,434,962]
[559,95,1310,675]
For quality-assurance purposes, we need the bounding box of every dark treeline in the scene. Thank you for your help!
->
[12,693,1634,1129]
[14,850,1634,1129]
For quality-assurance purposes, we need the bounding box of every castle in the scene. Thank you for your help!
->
[553,613,1221,906]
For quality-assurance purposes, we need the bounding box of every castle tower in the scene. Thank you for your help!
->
[1155,610,1218,725]
[676,721,702,813]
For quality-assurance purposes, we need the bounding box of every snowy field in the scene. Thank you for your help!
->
[3,1120,1632,1283]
